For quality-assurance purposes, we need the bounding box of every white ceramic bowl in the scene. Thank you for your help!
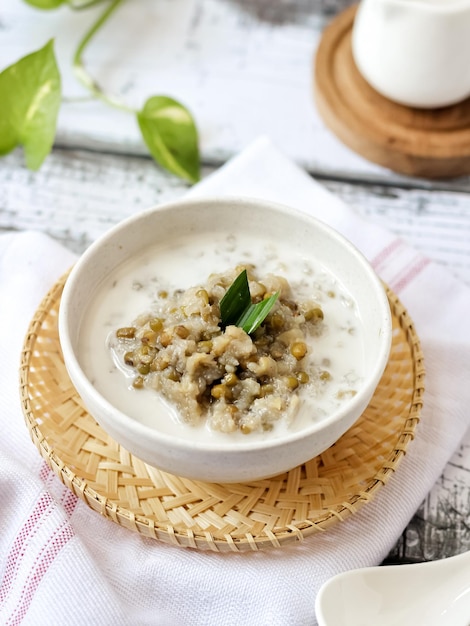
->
[59,196,392,483]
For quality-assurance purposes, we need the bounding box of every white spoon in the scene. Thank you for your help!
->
[315,550,470,626]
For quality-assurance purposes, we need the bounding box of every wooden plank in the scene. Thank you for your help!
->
[6,0,470,185]
[2,147,469,286]
[0,149,194,253]
[323,179,470,287]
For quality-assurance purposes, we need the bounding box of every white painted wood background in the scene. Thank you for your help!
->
[5,0,470,187]
[1,0,470,563]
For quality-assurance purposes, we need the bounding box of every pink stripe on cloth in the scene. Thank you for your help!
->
[39,462,52,483]
[389,256,432,294]
[6,523,75,626]
[0,493,55,604]
[39,462,79,513]
[62,489,78,517]
[0,462,78,622]
[371,238,405,273]
[370,237,432,295]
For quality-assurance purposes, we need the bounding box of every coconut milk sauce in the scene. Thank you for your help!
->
[79,232,365,444]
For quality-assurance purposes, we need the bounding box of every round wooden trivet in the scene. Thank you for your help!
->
[20,274,424,552]
[314,4,470,179]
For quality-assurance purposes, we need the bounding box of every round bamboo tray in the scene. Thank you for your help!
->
[20,274,424,552]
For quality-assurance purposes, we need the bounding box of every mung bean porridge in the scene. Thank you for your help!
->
[79,231,365,444]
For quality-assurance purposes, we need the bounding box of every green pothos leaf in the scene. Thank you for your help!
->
[137,96,200,184]
[23,0,66,9]
[220,270,280,335]
[0,40,61,169]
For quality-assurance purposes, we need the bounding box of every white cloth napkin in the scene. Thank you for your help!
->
[1,137,469,626]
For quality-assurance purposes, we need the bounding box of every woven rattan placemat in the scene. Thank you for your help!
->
[20,275,424,552]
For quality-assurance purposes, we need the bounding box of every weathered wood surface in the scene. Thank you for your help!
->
[1,146,470,565]
[5,0,470,186]
[2,148,469,287]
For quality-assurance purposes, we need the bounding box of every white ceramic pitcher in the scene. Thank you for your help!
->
[352,0,470,108]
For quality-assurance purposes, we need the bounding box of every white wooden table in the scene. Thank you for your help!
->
[2,0,470,564]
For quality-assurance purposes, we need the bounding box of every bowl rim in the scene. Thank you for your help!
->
[58,195,392,454]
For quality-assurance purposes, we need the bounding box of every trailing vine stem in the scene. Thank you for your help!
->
[72,0,136,113]
[1,0,200,180]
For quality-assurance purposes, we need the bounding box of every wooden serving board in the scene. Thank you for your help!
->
[314,4,470,179]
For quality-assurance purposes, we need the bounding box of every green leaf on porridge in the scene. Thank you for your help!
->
[237,292,279,335]
[0,39,61,169]
[219,269,251,328]
[220,269,279,334]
